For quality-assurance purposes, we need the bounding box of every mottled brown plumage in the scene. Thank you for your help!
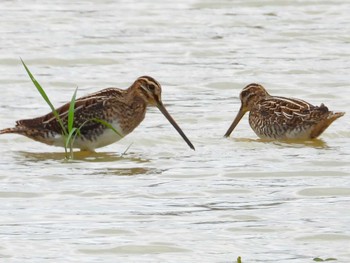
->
[224,83,345,140]
[0,76,195,151]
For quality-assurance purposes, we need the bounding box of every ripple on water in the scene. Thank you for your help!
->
[297,234,350,242]
[88,228,134,235]
[298,187,350,197]
[78,244,191,255]
[0,191,45,198]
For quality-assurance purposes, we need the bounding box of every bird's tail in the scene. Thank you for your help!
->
[309,111,344,139]
[0,126,25,135]
[330,111,345,121]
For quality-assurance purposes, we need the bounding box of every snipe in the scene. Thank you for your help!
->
[0,76,195,151]
[224,83,345,140]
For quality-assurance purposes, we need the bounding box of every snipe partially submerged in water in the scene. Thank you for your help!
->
[0,76,195,151]
[224,83,345,140]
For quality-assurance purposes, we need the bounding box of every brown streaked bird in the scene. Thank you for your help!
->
[224,83,345,140]
[0,76,195,151]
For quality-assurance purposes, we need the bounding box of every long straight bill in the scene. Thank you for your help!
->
[157,102,195,150]
[224,106,247,137]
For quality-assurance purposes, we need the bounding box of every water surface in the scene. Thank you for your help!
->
[1,0,350,262]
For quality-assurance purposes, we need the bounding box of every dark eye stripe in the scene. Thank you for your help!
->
[138,76,161,88]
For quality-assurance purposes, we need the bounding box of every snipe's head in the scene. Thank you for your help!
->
[239,83,269,110]
[224,83,269,137]
[136,76,163,106]
[133,76,195,150]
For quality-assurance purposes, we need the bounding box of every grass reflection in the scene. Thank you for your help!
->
[18,150,150,163]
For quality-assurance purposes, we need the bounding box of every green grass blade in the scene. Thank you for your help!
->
[92,118,123,138]
[21,58,68,136]
[65,127,78,159]
[20,60,124,159]
[65,127,78,149]
[68,87,78,133]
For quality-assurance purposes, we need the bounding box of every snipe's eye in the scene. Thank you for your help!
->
[148,84,156,92]
[241,90,249,98]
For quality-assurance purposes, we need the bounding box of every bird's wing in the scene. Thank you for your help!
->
[258,96,328,124]
[16,88,126,134]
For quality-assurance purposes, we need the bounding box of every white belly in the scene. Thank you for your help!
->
[50,121,125,151]
[75,128,124,150]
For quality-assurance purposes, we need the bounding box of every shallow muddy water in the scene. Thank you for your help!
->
[0,0,350,262]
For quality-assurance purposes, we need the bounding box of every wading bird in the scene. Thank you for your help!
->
[0,76,195,151]
[224,83,344,140]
